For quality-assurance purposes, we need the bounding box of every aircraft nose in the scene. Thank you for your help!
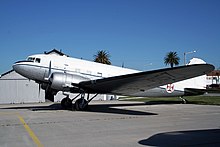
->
[12,61,28,76]
[13,62,22,73]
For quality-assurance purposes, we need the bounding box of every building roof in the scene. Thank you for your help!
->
[207,70,220,76]
[0,70,27,79]
[1,70,14,78]
[44,49,69,57]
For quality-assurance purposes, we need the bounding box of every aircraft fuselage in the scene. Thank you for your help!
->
[13,54,207,97]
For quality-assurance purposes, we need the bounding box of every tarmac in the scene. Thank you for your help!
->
[0,100,220,147]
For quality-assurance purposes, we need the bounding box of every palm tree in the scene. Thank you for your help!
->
[94,50,111,65]
[164,51,180,68]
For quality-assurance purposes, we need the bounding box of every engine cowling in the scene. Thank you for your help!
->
[49,72,89,91]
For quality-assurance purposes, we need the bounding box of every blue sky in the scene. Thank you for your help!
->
[0,0,220,74]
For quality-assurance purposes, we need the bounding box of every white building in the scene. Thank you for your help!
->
[0,70,45,104]
[206,70,220,88]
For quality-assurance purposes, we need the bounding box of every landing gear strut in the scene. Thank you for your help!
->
[74,93,98,111]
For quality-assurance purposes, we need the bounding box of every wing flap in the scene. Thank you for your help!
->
[79,64,214,96]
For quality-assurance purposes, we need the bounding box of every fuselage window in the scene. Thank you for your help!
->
[36,58,41,63]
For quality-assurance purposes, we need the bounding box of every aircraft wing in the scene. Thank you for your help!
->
[78,64,214,96]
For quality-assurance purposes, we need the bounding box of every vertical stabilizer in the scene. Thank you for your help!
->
[188,58,206,65]
[174,58,208,92]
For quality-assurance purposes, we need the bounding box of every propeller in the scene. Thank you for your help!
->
[44,61,52,81]
[48,60,51,77]
[40,61,52,99]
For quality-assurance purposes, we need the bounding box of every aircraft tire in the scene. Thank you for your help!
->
[75,99,88,111]
[61,97,72,109]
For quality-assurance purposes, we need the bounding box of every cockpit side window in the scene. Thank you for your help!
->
[36,58,41,63]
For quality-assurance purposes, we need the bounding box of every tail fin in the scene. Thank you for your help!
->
[183,58,207,89]
[187,58,206,65]
[174,58,208,92]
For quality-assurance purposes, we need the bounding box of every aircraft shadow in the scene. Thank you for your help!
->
[1,102,157,116]
[86,103,157,115]
[0,103,62,111]
[138,129,220,146]
[144,100,184,105]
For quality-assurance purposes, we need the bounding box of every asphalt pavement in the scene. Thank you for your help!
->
[0,101,220,147]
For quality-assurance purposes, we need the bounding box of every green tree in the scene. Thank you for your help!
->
[164,51,180,68]
[94,50,111,65]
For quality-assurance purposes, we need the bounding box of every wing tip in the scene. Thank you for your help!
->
[203,64,215,73]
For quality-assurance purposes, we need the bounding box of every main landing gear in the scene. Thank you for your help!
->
[61,93,98,111]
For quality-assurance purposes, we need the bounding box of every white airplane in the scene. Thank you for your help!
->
[13,53,214,110]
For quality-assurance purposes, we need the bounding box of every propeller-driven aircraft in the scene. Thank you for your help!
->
[13,53,214,110]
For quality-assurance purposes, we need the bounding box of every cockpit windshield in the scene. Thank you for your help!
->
[27,57,35,62]
[27,57,41,63]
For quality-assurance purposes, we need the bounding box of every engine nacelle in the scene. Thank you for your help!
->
[49,72,89,91]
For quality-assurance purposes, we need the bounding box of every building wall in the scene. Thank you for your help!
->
[0,71,45,104]
[206,70,220,85]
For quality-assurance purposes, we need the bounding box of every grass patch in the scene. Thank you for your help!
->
[119,96,220,105]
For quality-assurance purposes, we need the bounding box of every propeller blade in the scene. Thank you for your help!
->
[44,61,52,81]
[48,60,51,77]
